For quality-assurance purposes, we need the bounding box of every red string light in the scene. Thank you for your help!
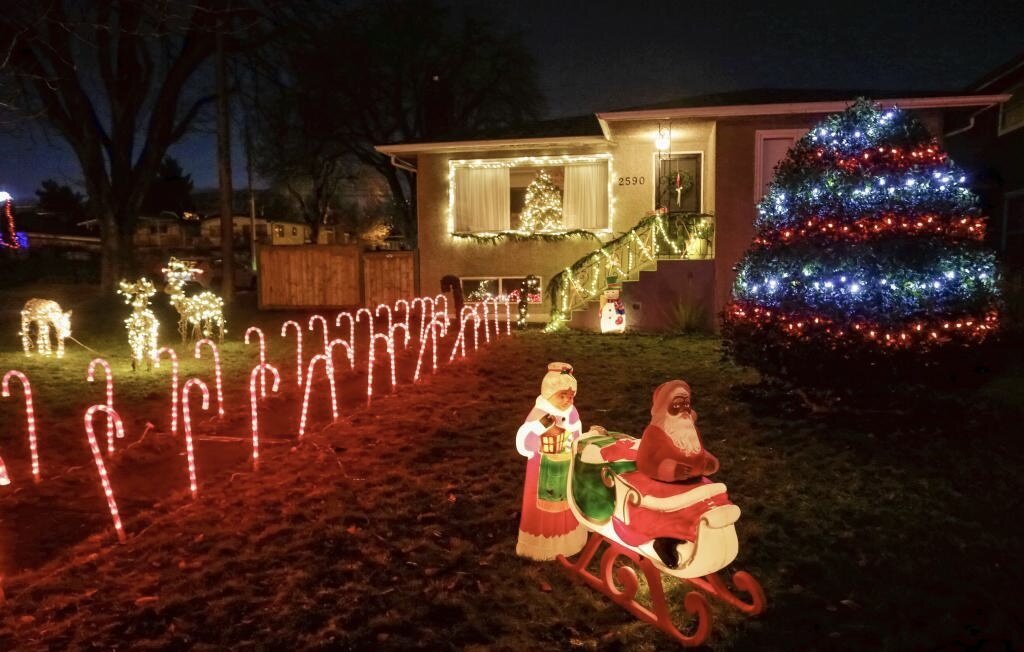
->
[86,358,120,454]
[2,370,39,482]
[83,404,127,543]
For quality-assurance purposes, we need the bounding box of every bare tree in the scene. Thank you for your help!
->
[246,0,544,246]
[0,1,264,289]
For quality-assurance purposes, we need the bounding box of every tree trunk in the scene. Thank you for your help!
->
[99,211,121,292]
[216,25,234,304]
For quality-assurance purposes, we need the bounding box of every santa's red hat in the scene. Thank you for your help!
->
[650,380,693,418]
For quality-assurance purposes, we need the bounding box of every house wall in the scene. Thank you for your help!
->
[416,121,716,319]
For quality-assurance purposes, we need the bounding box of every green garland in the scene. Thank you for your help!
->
[545,212,715,320]
[452,229,601,245]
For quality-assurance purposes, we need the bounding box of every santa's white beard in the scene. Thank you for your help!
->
[663,415,702,454]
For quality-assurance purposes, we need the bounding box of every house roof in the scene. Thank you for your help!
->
[17,210,97,237]
[376,89,1010,155]
[967,51,1024,92]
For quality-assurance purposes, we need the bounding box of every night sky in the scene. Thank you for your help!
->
[2,0,1022,201]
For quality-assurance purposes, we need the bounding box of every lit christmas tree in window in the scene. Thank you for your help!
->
[722,100,1000,386]
[519,169,563,233]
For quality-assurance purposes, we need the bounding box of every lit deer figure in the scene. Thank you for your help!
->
[163,257,225,343]
[20,299,72,358]
[118,278,160,371]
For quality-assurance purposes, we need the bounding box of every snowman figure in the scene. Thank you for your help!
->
[600,289,626,333]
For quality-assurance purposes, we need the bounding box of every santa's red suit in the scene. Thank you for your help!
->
[613,380,731,548]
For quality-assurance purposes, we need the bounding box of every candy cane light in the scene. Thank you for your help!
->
[0,455,10,486]
[281,320,304,387]
[2,370,40,482]
[434,294,450,336]
[308,314,330,355]
[412,296,434,344]
[244,327,267,399]
[180,378,209,499]
[86,358,121,455]
[480,299,492,344]
[375,303,393,339]
[194,339,225,418]
[298,354,338,438]
[414,314,446,382]
[355,308,375,350]
[248,363,281,471]
[333,311,356,365]
[366,332,396,405]
[394,299,411,345]
[83,404,127,543]
[153,347,179,435]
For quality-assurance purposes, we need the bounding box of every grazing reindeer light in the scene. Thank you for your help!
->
[118,279,160,371]
[162,258,225,343]
[20,299,72,358]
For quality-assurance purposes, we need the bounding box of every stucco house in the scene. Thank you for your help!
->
[377,90,1008,330]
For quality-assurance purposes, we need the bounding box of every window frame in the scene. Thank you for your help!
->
[754,129,806,203]
[448,154,612,236]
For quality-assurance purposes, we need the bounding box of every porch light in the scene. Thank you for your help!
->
[655,127,670,151]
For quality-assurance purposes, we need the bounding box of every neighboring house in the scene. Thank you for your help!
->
[17,208,101,251]
[133,212,196,248]
[376,90,1009,328]
[946,52,1024,266]
[200,215,312,247]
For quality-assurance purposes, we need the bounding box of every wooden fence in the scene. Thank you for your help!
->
[258,245,417,309]
[258,244,361,309]
[363,251,417,307]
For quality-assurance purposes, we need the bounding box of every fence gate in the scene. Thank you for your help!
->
[362,250,417,307]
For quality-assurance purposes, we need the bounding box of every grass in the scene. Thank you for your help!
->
[1,284,1023,650]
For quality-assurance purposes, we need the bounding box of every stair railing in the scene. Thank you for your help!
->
[546,212,711,330]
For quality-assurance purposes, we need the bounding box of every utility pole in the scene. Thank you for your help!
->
[216,16,235,304]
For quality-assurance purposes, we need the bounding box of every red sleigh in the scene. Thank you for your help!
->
[556,430,766,647]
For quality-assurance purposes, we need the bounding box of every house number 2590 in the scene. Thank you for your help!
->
[618,176,645,185]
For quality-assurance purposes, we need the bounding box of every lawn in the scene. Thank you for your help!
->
[0,283,1022,651]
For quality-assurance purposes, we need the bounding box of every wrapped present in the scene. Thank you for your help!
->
[571,431,639,523]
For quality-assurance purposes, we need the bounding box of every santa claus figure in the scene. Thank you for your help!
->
[622,380,730,568]
[514,362,588,560]
[636,380,719,482]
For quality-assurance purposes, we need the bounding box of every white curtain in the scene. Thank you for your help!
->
[454,167,510,232]
[563,162,609,230]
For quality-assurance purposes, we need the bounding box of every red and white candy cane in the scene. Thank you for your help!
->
[281,320,304,387]
[0,454,9,486]
[194,339,225,418]
[414,314,446,382]
[180,378,209,499]
[2,370,40,482]
[244,327,267,399]
[355,308,375,345]
[366,332,396,405]
[248,363,281,471]
[480,300,492,344]
[333,311,356,365]
[83,404,127,543]
[503,297,512,335]
[434,294,450,336]
[375,303,393,337]
[394,299,411,344]
[308,314,330,355]
[86,358,120,455]
[298,354,338,438]
[412,296,434,344]
[153,347,179,435]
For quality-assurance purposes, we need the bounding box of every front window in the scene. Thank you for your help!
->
[461,276,543,303]
[450,155,610,235]
[274,224,284,238]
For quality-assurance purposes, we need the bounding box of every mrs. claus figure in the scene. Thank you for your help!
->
[514,362,588,560]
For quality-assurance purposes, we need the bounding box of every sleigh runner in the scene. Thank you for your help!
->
[557,430,765,647]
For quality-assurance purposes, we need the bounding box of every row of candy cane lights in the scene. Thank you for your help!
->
[0,295,512,601]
